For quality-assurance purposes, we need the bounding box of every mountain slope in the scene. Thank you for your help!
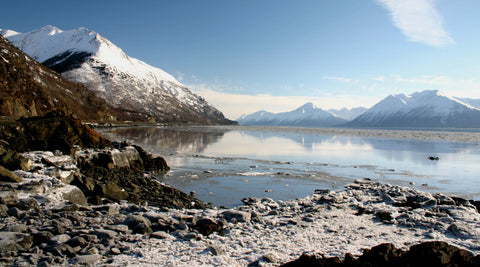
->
[0,35,114,121]
[346,90,480,128]
[237,103,347,127]
[2,26,234,124]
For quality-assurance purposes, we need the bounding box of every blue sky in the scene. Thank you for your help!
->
[2,0,480,119]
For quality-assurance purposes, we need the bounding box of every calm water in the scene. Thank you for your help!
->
[98,126,480,207]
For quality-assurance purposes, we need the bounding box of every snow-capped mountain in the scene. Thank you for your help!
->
[2,25,234,124]
[346,90,480,128]
[0,34,113,120]
[237,103,347,127]
[328,107,367,121]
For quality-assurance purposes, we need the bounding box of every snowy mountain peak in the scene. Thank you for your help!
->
[2,25,233,124]
[0,29,20,38]
[347,90,480,128]
[237,103,347,127]
[40,25,63,35]
[3,25,181,87]
[296,102,320,113]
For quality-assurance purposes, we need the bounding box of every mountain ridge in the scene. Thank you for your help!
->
[346,90,480,128]
[237,102,348,127]
[2,25,235,125]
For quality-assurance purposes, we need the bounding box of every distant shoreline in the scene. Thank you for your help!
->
[110,124,480,143]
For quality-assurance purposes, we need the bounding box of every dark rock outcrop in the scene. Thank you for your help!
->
[281,241,480,267]
[0,112,206,209]
[0,111,111,155]
[70,141,205,208]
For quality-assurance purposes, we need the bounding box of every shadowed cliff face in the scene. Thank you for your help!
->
[0,35,115,121]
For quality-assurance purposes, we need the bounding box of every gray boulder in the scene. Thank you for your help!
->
[71,254,102,265]
[0,191,18,206]
[222,210,251,223]
[62,186,87,205]
[0,232,33,256]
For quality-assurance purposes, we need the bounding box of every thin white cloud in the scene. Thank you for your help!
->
[323,76,353,83]
[375,0,454,47]
[390,75,452,85]
[372,74,480,98]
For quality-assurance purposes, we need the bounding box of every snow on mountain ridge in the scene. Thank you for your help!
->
[2,25,232,124]
[237,102,347,127]
[347,90,480,127]
[0,28,20,38]
[5,26,180,86]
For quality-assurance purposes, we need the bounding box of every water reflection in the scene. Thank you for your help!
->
[99,126,227,155]
[98,126,480,206]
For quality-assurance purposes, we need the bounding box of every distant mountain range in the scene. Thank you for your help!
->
[239,90,480,128]
[3,26,480,128]
[0,34,114,121]
[1,25,234,124]
[237,103,348,127]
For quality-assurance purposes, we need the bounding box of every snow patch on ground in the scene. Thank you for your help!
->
[111,181,480,266]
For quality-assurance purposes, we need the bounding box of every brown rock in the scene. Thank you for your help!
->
[194,218,223,236]
[101,182,129,201]
[0,190,18,206]
[0,166,22,183]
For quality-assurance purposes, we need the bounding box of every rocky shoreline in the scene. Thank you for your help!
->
[1,113,480,266]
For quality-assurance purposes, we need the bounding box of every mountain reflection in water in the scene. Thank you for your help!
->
[98,126,480,207]
[99,126,228,155]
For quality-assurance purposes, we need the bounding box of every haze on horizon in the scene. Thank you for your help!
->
[2,0,480,120]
